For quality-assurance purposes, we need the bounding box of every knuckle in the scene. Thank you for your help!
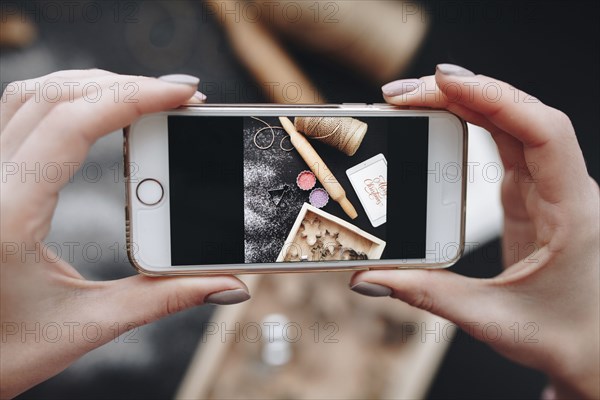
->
[47,69,78,79]
[48,101,71,119]
[590,176,600,193]
[551,108,575,135]
[1,80,24,102]
[5,79,23,90]
[88,68,109,75]
[407,288,436,313]
[164,292,187,316]
[129,101,145,120]
[42,74,64,87]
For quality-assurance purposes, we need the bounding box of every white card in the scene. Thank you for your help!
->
[346,154,387,227]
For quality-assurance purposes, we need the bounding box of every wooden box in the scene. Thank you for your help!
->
[276,203,386,263]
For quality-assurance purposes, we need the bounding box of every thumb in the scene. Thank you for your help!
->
[350,269,500,334]
[95,275,250,329]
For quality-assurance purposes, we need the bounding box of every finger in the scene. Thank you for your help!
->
[501,170,538,266]
[1,72,124,160]
[432,64,562,147]
[93,275,250,328]
[434,65,596,238]
[0,69,113,133]
[8,76,195,201]
[384,75,526,169]
[1,72,204,160]
[158,74,206,104]
[185,90,207,104]
[384,73,539,264]
[350,269,503,336]
[432,64,588,202]
[383,76,489,123]
[385,65,589,203]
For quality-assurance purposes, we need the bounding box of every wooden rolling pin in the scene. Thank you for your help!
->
[209,0,323,104]
[279,117,357,219]
[254,0,429,84]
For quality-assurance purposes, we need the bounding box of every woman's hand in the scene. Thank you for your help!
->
[0,70,249,399]
[350,64,599,399]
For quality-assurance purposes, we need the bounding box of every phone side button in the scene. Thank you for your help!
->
[124,206,130,233]
[136,179,164,206]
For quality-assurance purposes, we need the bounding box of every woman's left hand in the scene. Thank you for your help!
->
[0,70,249,399]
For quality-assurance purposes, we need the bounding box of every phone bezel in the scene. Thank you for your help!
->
[124,104,468,275]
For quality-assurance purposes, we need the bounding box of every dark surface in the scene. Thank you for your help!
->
[6,0,597,399]
[243,116,429,263]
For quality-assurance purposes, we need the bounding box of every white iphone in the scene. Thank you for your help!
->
[124,104,467,275]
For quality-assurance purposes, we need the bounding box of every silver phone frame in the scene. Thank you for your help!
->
[124,104,468,276]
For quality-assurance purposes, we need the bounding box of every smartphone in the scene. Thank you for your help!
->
[124,104,467,275]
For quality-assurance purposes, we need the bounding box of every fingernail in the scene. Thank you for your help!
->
[193,91,207,101]
[158,74,200,87]
[350,282,393,297]
[436,63,475,77]
[381,78,422,97]
[186,91,207,104]
[204,288,250,305]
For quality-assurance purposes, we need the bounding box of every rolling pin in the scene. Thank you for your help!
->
[279,117,357,219]
[253,0,429,84]
[209,0,323,104]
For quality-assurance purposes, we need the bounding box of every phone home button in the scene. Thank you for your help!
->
[136,179,164,206]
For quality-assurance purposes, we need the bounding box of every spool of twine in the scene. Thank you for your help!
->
[294,117,367,156]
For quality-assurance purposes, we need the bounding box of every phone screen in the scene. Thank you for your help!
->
[167,116,428,266]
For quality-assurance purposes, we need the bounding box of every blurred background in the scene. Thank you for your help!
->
[1,0,598,399]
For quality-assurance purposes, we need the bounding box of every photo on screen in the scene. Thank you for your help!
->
[168,115,429,266]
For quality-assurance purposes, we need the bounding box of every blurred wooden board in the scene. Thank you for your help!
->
[176,273,455,400]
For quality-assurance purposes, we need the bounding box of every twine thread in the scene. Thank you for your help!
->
[294,117,368,156]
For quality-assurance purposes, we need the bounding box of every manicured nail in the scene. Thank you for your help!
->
[350,282,393,297]
[158,74,200,87]
[186,91,207,104]
[193,91,207,101]
[436,63,475,77]
[204,288,250,305]
[381,78,422,97]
